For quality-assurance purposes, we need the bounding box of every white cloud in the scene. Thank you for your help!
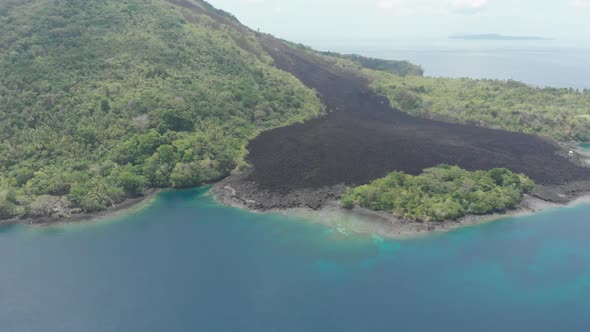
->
[376,0,414,16]
[447,0,489,14]
[571,0,590,8]
[377,0,399,9]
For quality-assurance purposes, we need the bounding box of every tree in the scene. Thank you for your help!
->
[117,172,146,196]
[100,99,111,112]
[170,163,203,188]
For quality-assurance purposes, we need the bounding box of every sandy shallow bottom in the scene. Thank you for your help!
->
[215,191,590,240]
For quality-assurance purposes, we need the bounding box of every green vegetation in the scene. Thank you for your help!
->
[319,52,424,76]
[0,0,580,224]
[341,165,535,222]
[369,72,590,141]
[0,0,323,219]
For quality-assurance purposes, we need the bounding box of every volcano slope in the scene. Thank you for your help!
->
[216,36,590,210]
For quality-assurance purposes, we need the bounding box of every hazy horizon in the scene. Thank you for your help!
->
[207,0,590,47]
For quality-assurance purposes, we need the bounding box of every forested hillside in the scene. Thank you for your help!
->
[368,71,590,141]
[0,0,323,219]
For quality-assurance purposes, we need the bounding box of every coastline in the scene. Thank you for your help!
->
[3,153,590,237]
[212,181,590,240]
[2,178,589,239]
[0,189,161,228]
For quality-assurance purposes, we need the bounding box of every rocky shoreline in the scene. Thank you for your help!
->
[212,167,590,239]
[0,189,160,228]
[212,168,347,210]
[276,195,565,240]
[2,171,590,239]
[3,148,590,234]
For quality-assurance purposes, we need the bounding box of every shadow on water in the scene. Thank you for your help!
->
[0,223,20,234]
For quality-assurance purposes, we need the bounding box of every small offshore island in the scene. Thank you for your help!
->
[1,0,590,238]
[449,33,552,41]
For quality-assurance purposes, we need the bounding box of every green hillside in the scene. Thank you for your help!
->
[368,71,590,141]
[0,0,323,219]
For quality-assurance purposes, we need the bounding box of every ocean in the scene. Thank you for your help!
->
[312,39,590,89]
[1,188,590,331]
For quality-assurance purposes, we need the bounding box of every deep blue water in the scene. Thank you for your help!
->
[313,39,590,89]
[2,187,590,332]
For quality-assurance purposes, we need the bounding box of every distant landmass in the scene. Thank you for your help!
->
[450,34,552,41]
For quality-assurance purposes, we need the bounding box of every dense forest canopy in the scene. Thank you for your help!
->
[341,165,535,222]
[0,0,324,219]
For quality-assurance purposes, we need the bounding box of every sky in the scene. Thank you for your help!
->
[206,0,589,44]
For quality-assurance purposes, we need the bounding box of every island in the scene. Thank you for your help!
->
[449,34,552,41]
[1,0,589,237]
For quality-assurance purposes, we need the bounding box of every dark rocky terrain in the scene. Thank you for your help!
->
[215,35,590,210]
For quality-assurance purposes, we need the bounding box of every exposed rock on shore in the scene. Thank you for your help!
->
[213,168,346,211]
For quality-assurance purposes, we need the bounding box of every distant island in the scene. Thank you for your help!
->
[450,34,552,41]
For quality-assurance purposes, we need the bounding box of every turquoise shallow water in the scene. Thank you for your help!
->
[2,187,590,331]
[580,143,590,154]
